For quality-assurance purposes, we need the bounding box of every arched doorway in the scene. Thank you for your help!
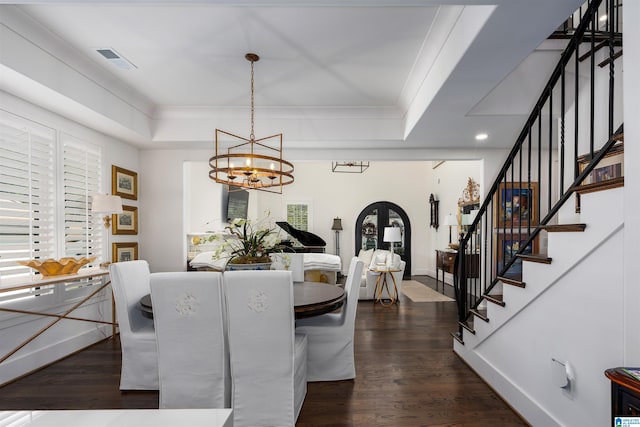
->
[355,201,411,279]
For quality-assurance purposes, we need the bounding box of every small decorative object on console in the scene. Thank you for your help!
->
[18,257,96,276]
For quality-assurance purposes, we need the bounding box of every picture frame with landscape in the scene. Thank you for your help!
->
[112,165,138,200]
[112,205,138,235]
[112,242,138,263]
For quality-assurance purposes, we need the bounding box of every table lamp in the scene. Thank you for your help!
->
[92,194,123,265]
[383,226,402,255]
[92,194,123,229]
[443,213,457,244]
[331,217,343,257]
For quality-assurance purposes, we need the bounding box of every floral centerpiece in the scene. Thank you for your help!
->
[213,214,282,268]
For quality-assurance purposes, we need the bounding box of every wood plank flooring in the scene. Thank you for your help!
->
[0,276,527,426]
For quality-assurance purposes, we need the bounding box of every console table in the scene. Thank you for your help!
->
[435,250,457,292]
[605,367,640,418]
[0,268,114,365]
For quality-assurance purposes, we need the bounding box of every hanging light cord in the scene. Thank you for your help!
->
[249,57,255,142]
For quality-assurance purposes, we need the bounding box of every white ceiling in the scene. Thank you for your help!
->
[0,0,585,158]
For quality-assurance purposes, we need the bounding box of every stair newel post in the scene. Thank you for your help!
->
[453,234,467,328]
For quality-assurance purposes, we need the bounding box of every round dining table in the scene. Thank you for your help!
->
[138,281,345,320]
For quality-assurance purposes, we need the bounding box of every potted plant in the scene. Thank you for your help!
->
[214,215,282,270]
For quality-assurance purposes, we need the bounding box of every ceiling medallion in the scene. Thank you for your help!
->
[209,53,294,194]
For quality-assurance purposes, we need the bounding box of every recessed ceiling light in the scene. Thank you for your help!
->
[475,133,488,141]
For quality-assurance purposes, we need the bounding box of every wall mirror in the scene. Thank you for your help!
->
[457,177,480,230]
[429,194,439,229]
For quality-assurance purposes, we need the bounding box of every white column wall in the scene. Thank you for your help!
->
[622,0,640,364]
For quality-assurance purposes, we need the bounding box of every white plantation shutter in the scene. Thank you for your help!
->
[0,112,105,284]
[0,111,56,280]
[62,134,102,261]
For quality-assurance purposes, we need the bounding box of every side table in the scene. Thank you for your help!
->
[372,268,401,306]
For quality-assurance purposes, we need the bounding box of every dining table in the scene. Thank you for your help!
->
[138,281,345,320]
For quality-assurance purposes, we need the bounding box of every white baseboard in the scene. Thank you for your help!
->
[0,326,112,386]
[454,343,561,426]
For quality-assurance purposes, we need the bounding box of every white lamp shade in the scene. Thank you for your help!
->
[443,214,457,227]
[92,194,123,214]
[383,226,402,243]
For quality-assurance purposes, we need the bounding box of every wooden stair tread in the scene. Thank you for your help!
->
[451,332,464,345]
[459,321,475,335]
[470,308,489,322]
[516,254,552,264]
[483,294,505,307]
[498,275,525,287]
[540,224,586,233]
[573,177,624,195]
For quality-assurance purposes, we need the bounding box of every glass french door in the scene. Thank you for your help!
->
[355,201,411,279]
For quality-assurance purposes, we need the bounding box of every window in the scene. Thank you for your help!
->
[62,134,102,260]
[0,111,104,281]
[0,111,56,280]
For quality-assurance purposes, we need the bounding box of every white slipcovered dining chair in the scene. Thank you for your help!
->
[150,271,230,409]
[224,270,307,427]
[109,260,159,390]
[295,257,364,382]
[270,252,304,282]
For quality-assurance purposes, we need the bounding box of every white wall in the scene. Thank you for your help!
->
[622,0,640,364]
[175,159,488,278]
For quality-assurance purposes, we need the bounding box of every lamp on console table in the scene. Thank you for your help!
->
[443,213,457,247]
[383,226,402,255]
[92,194,123,266]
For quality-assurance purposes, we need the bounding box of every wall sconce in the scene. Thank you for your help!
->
[92,194,123,229]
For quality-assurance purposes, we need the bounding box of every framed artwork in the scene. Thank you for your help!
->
[495,232,538,275]
[285,201,311,231]
[577,141,624,188]
[112,205,138,235]
[575,142,624,213]
[112,165,138,200]
[495,182,538,227]
[112,242,138,263]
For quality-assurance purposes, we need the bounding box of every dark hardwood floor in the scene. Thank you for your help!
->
[0,276,527,426]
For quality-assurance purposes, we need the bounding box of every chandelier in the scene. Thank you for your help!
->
[209,53,294,193]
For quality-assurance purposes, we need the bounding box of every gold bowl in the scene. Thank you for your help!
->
[18,257,96,277]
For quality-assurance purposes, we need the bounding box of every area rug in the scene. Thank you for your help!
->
[401,280,454,302]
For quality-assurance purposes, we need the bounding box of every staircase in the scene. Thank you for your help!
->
[450,0,625,425]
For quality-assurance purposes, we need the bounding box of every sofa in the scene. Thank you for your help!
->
[356,249,406,300]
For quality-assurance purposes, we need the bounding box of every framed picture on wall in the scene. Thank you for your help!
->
[112,205,138,235]
[494,232,538,276]
[112,242,138,263]
[112,165,138,200]
[285,201,311,231]
[494,182,538,228]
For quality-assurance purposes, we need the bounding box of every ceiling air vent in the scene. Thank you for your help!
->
[95,47,137,70]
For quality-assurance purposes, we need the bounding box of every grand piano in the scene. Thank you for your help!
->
[276,221,326,253]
